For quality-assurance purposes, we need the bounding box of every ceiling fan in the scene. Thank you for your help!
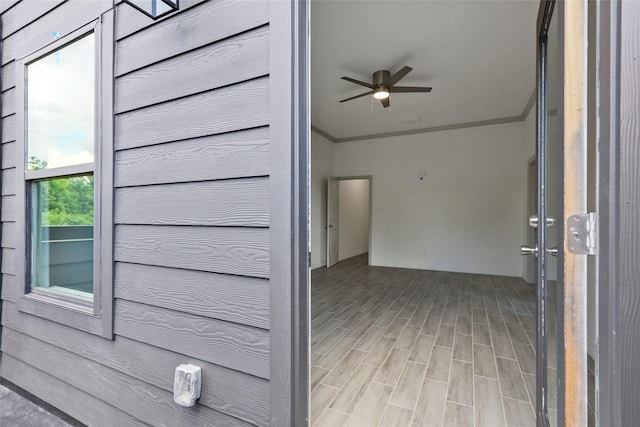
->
[339,66,432,108]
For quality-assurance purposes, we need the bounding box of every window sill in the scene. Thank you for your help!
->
[26,288,94,314]
[18,291,112,338]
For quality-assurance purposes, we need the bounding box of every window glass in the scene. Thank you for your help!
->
[31,175,94,298]
[26,33,95,171]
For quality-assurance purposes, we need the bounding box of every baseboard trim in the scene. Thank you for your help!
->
[338,249,368,262]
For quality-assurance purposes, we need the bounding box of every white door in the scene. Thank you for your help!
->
[326,178,339,267]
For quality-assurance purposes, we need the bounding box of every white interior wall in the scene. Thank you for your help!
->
[310,131,335,269]
[338,179,370,261]
[334,122,527,277]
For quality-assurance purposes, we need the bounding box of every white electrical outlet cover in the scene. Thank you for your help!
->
[173,364,202,407]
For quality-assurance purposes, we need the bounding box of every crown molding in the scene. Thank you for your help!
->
[312,86,538,144]
[312,115,523,143]
[310,125,337,143]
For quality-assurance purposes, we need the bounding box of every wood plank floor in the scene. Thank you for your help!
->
[311,254,536,427]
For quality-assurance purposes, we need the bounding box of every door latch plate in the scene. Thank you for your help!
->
[567,213,597,255]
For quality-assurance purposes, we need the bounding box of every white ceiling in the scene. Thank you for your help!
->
[311,0,539,140]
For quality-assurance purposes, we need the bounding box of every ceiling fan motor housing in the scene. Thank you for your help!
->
[373,70,391,88]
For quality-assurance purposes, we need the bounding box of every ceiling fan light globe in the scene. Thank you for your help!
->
[373,89,390,100]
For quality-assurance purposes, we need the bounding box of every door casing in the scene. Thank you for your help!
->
[326,178,339,267]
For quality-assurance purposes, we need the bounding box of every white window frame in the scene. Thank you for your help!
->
[14,13,114,338]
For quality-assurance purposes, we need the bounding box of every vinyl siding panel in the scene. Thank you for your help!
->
[115,77,269,150]
[0,0,20,14]
[2,301,270,425]
[1,61,15,92]
[114,263,270,329]
[1,248,15,275]
[2,330,254,427]
[1,141,15,168]
[114,127,270,187]
[1,86,14,117]
[0,274,17,302]
[1,194,16,221]
[1,167,15,195]
[114,178,269,227]
[0,0,65,38]
[1,356,149,427]
[114,0,209,40]
[0,113,14,143]
[115,25,269,113]
[1,0,110,65]
[114,300,270,378]
[114,0,268,75]
[1,0,274,425]
[1,223,15,249]
[114,225,270,278]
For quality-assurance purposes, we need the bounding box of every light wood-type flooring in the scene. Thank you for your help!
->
[311,254,537,427]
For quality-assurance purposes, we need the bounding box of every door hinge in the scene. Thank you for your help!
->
[567,213,597,255]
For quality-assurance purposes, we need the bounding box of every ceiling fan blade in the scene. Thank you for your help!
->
[339,90,374,103]
[390,86,432,93]
[381,97,390,108]
[341,76,375,89]
[383,66,413,87]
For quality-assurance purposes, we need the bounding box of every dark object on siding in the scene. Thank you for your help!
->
[123,0,178,19]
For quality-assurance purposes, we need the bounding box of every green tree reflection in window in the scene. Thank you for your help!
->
[29,156,94,226]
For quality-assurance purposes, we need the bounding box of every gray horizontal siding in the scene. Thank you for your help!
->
[1,113,14,143]
[2,329,253,427]
[2,301,270,425]
[114,263,269,329]
[1,195,16,221]
[115,178,269,227]
[1,356,148,427]
[1,0,274,424]
[115,0,268,75]
[1,0,111,65]
[1,61,14,91]
[114,0,208,40]
[115,76,269,150]
[114,225,269,278]
[2,248,15,274]
[115,25,268,113]
[114,300,270,379]
[1,87,14,117]
[0,0,20,14]
[1,167,15,195]
[110,0,274,420]
[0,1,131,425]
[0,274,17,302]
[0,0,64,38]
[1,222,15,248]
[1,141,15,168]
[114,127,269,187]
[1,1,20,378]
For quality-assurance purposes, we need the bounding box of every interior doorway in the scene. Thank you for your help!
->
[326,177,372,268]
